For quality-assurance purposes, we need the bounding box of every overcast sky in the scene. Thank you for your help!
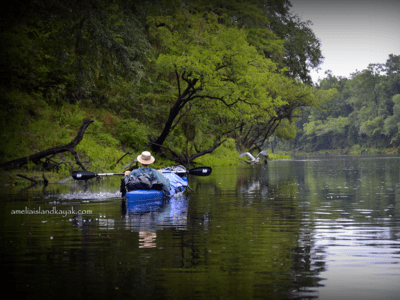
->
[289,0,400,83]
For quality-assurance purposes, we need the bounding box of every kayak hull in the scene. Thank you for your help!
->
[124,167,189,211]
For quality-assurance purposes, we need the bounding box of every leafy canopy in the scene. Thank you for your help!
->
[147,9,290,155]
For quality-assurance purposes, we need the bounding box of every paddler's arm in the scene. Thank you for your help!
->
[124,169,140,176]
[152,169,171,190]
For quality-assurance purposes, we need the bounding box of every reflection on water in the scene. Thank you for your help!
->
[121,195,189,249]
[139,232,157,248]
[122,196,189,230]
[122,195,189,248]
[1,155,400,299]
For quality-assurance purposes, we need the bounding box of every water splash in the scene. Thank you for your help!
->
[48,191,121,201]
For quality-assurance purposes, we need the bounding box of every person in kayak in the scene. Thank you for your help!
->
[120,151,171,197]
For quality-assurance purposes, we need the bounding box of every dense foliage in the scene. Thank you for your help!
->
[0,0,338,174]
[286,54,400,153]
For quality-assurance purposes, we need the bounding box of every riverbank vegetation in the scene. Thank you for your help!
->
[277,55,400,153]
[2,0,397,183]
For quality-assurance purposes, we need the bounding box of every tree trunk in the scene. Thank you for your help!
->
[151,78,198,153]
[0,119,94,170]
[151,100,183,153]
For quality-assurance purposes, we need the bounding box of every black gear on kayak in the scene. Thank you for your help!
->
[120,173,165,197]
[125,173,152,191]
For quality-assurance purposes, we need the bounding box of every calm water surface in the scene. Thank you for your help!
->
[1,155,400,299]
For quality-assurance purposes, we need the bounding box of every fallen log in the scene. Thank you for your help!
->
[0,119,94,170]
[17,174,40,184]
[16,173,49,185]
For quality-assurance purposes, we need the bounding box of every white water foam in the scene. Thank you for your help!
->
[48,191,121,201]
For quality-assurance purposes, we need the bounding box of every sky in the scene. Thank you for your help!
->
[289,0,400,83]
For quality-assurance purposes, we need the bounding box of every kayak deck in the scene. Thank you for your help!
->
[124,167,189,209]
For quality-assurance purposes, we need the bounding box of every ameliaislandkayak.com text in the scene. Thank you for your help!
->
[11,207,92,217]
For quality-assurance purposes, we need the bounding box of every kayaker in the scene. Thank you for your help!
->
[121,151,171,197]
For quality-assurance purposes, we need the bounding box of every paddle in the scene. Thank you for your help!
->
[162,166,212,177]
[72,171,124,181]
[71,166,212,181]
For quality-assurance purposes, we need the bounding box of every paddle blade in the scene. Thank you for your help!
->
[72,171,98,180]
[188,167,212,176]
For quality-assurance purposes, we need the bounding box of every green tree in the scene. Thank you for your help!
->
[236,83,334,152]
[1,0,152,104]
[302,116,350,151]
[192,0,323,84]
[146,9,291,161]
[385,54,400,76]
[384,94,400,146]
[291,55,400,152]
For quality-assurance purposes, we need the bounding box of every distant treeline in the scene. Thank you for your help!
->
[283,55,400,152]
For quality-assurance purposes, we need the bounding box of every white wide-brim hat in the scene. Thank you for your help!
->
[137,151,155,165]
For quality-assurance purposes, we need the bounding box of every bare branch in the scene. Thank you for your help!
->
[175,68,181,97]
[0,119,94,170]
[188,138,227,161]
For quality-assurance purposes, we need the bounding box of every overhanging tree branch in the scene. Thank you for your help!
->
[188,138,227,161]
[0,119,94,170]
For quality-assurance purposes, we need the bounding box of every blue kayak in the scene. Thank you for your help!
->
[122,195,189,228]
[124,166,189,210]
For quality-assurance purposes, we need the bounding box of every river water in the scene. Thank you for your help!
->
[1,155,400,299]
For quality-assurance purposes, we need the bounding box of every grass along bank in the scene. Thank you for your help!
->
[0,103,291,187]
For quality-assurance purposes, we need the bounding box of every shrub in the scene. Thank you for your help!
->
[115,119,149,151]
